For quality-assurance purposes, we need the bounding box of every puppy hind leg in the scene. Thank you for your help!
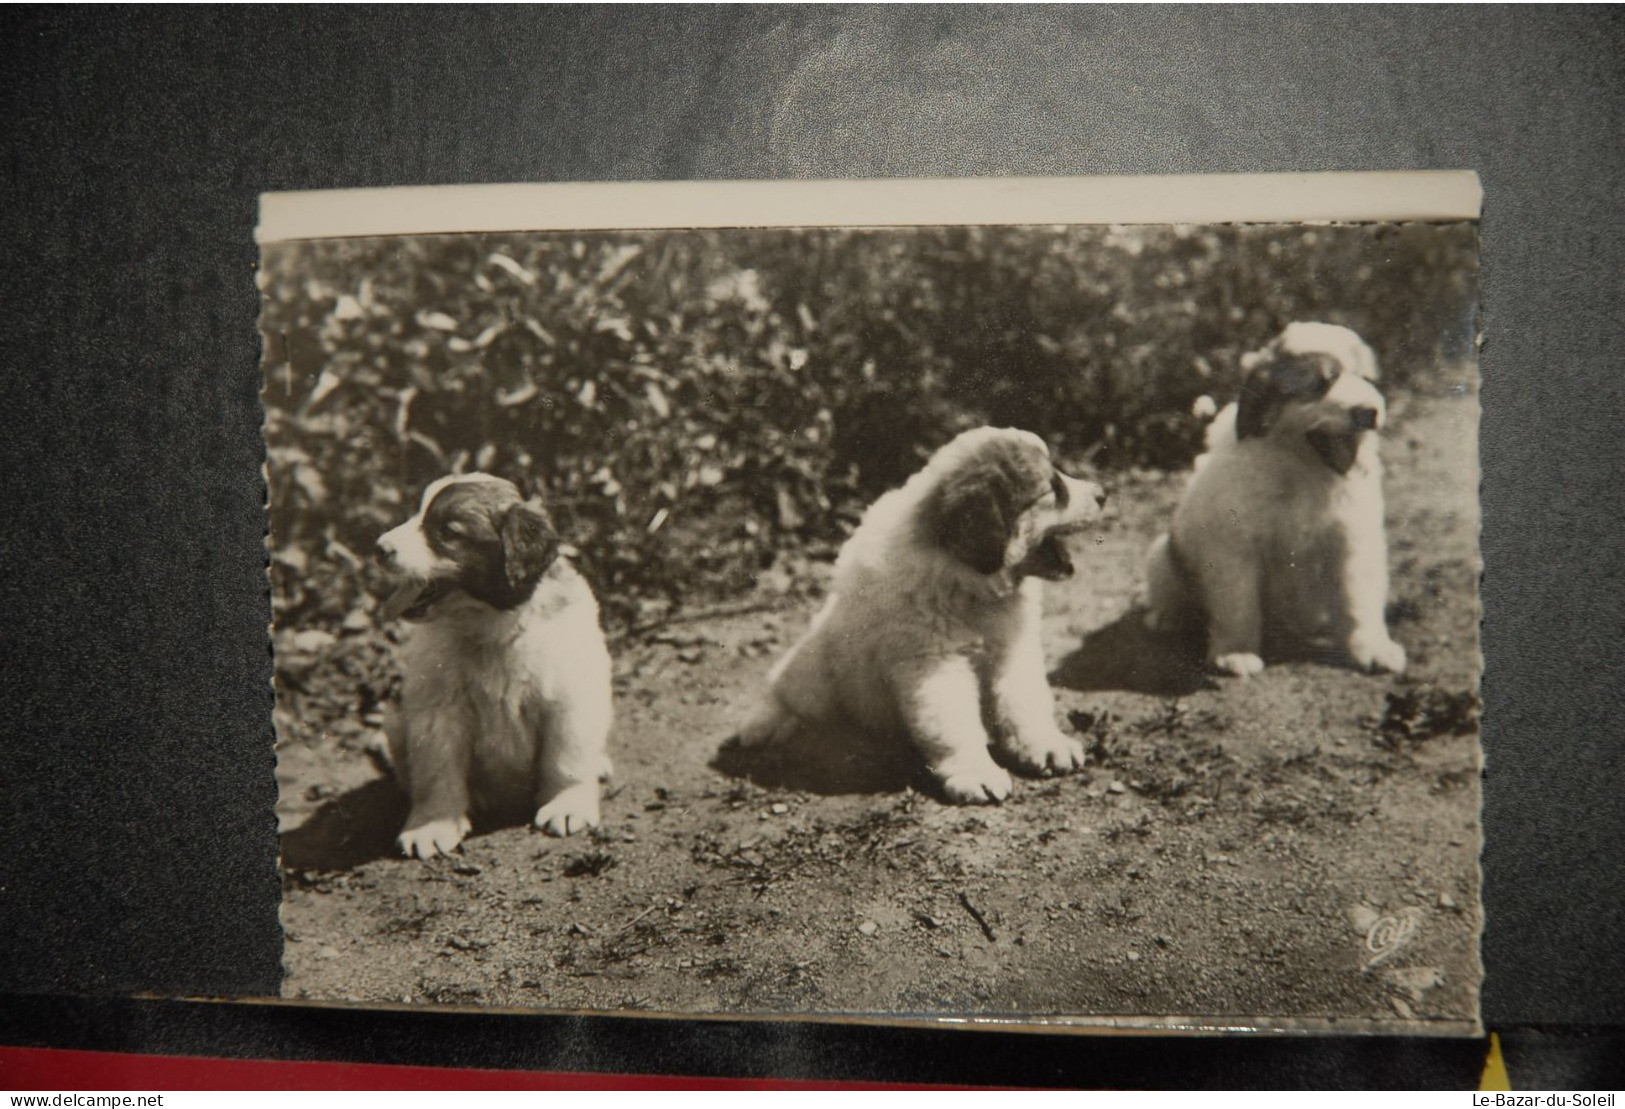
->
[396,706,475,859]
[896,654,1012,805]
[533,682,614,838]
[732,693,798,749]
[1142,534,1186,632]
[1201,560,1267,678]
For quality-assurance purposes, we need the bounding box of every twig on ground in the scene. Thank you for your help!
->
[618,904,661,934]
[958,891,997,942]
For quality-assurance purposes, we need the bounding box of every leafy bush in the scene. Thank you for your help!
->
[261,222,1477,633]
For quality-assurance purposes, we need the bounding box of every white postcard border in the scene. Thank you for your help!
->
[258,172,1482,243]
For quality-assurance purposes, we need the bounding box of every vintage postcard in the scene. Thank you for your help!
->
[263,173,1482,1033]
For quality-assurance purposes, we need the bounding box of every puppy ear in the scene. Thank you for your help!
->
[933,473,1011,575]
[499,502,560,594]
[1235,352,1339,439]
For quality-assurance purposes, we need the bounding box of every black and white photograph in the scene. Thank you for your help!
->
[264,177,1482,1033]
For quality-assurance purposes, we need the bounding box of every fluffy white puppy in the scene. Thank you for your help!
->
[376,473,614,859]
[1144,323,1406,678]
[735,428,1106,804]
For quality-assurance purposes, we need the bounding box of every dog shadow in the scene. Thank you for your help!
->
[1050,608,1217,697]
[712,724,922,796]
[280,777,409,872]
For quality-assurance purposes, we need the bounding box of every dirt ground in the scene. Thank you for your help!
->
[276,388,1482,1033]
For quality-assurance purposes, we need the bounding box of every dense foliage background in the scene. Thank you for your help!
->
[261,223,1477,635]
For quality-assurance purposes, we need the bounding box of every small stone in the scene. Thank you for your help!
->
[1438,892,1456,910]
[1107,781,1127,794]
[1126,951,1141,962]
[771,803,789,815]
[857,920,879,936]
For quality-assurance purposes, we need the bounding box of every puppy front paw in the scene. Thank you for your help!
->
[398,816,472,860]
[1350,633,1407,675]
[1001,727,1087,777]
[1212,652,1266,678]
[935,757,1013,805]
[534,784,602,837]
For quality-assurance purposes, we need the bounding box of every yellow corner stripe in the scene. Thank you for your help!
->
[1480,1032,1512,1091]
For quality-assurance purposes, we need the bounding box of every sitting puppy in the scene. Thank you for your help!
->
[734,427,1106,804]
[376,473,613,859]
[1144,322,1406,677]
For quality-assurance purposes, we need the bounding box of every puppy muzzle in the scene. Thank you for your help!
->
[376,523,451,621]
[1053,473,1108,531]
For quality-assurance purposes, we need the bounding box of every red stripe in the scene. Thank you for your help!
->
[0,1046,951,1091]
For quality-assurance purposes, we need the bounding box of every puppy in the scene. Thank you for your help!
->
[734,427,1106,804]
[1144,322,1406,677]
[376,473,613,859]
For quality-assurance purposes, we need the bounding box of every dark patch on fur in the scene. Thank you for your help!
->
[1050,472,1071,508]
[928,436,1052,574]
[1305,426,1362,475]
[1236,351,1340,439]
[423,480,559,611]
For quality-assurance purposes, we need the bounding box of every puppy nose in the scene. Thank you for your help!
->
[376,535,397,562]
[1350,406,1379,431]
[1095,487,1109,508]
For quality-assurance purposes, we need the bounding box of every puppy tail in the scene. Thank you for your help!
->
[1142,533,1186,632]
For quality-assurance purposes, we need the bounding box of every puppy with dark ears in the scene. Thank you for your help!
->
[1144,323,1405,677]
[376,473,614,859]
[734,427,1106,804]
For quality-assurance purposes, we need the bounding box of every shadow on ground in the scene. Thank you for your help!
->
[279,778,408,871]
[1051,608,1216,697]
[711,722,922,796]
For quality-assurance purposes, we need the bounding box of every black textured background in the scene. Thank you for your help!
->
[1,5,1621,1088]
